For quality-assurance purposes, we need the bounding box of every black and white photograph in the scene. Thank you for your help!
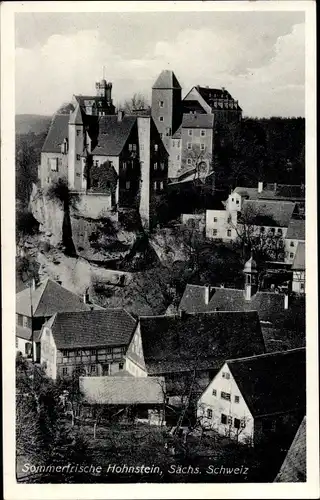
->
[1,1,318,498]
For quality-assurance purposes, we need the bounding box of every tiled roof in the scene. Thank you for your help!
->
[49,309,137,349]
[41,114,69,153]
[179,284,288,323]
[69,103,83,125]
[182,113,214,129]
[241,200,296,227]
[292,242,305,270]
[80,376,165,405]
[152,70,181,89]
[286,219,305,240]
[172,125,182,139]
[227,348,306,417]
[138,311,265,375]
[16,279,91,317]
[91,115,137,156]
[275,416,306,482]
[234,184,305,201]
[196,86,242,111]
[16,325,32,341]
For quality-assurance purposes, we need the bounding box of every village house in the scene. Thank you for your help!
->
[39,309,137,380]
[197,347,305,446]
[285,219,305,265]
[275,416,306,482]
[79,375,166,426]
[292,242,305,294]
[16,278,94,360]
[124,310,265,400]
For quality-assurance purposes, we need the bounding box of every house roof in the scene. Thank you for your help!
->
[74,95,115,111]
[16,279,91,317]
[195,86,242,111]
[275,416,306,482]
[79,376,165,405]
[292,242,305,270]
[41,114,69,153]
[172,125,182,139]
[286,219,305,240]
[179,284,288,323]
[16,325,32,341]
[234,184,305,202]
[48,309,137,349]
[227,347,306,417]
[241,200,296,227]
[138,311,265,375]
[152,70,181,89]
[69,103,83,125]
[91,115,137,156]
[182,113,214,129]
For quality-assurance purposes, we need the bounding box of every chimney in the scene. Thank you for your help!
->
[258,181,263,193]
[284,292,289,310]
[117,110,124,122]
[204,285,211,305]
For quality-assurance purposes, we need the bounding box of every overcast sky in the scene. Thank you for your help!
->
[15,11,305,117]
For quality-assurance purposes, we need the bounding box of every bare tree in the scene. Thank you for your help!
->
[120,93,150,114]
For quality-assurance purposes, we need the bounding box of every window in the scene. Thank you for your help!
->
[236,199,239,205]
[177,155,180,161]
[119,362,124,370]
[120,346,127,355]
[125,181,131,190]
[187,158,192,165]
[177,141,180,147]
[188,129,193,136]
[106,347,113,354]
[227,229,232,237]
[153,181,157,190]
[75,349,81,357]
[234,418,240,429]
[222,372,230,379]
[128,144,137,152]
[159,181,164,191]
[220,391,231,401]
[212,389,217,396]
[200,143,205,151]
[270,228,275,234]
[290,241,295,247]
[277,228,283,235]
[49,158,59,172]
[260,226,265,233]
[166,127,171,136]
[228,416,232,424]
[62,367,68,376]
[159,101,164,108]
[90,365,96,374]
[62,350,69,358]
[122,162,127,170]
[213,217,218,223]
[159,116,164,122]
[160,162,165,171]
[17,314,23,326]
[76,154,81,161]
[160,133,163,139]
[300,283,305,291]
[221,413,227,425]
[22,316,28,328]
[91,349,97,355]
[240,418,246,428]
[95,160,99,167]
[154,144,158,152]
[207,409,213,419]
[212,229,217,236]
[231,197,234,202]
[187,143,192,150]
[200,130,206,137]
[234,395,240,403]
[76,173,80,177]
[154,163,158,170]
[290,252,294,258]
[76,130,81,136]
[16,338,18,348]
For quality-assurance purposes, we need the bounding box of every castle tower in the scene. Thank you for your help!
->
[68,104,84,191]
[151,70,182,147]
[95,79,113,104]
[243,255,258,301]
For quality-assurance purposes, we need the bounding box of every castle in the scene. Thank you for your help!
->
[39,70,242,228]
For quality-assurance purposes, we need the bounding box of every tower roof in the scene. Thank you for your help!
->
[69,103,83,125]
[152,70,181,89]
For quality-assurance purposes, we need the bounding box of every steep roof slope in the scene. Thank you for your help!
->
[80,376,165,405]
[41,114,69,153]
[152,70,181,89]
[138,311,265,374]
[16,279,91,317]
[286,219,305,240]
[227,347,306,417]
[91,115,137,156]
[292,242,305,270]
[196,86,242,111]
[182,113,214,129]
[275,416,306,482]
[49,309,137,349]
[241,199,296,227]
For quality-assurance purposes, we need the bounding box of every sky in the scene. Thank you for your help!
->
[15,11,305,118]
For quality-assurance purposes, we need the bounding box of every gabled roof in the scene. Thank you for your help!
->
[48,309,137,349]
[80,376,165,405]
[91,115,137,156]
[41,114,69,153]
[286,219,305,240]
[68,103,83,125]
[16,325,32,341]
[182,113,214,129]
[195,86,242,111]
[275,416,306,482]
[16,279,91,317]
[292,242,305,270]
[241,200,296,227]
[152,70,181,89]
[179,284,288,323]
[227,348,306,417]
[138,311,265,375]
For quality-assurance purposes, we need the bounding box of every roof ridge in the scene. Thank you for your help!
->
[227,346,305,364]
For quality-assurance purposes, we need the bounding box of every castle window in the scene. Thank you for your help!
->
[290,252,294,259]
[200,130,206,137]
[49,158,59,172]
[177,155,180,161]
[200,143,205,151]
[221,391,231,401]
[187,143,192,150]
[212,389,217,396]
[234,395,240,403]
[212,229,217,236]
[187,159,192,165]
[159,116,164,122]
[122,162,127,170]
[128,144,137,152]
[76,154,81,161]
[119,362,124,370]
[154,144,158,152]
[188,129,193,136]
[154,163,158,170]
[166,127,171,136]
[207,409,213,419]
[222,372,230,380]
[159,181,164,191]
[227,230,231,237]
[221,413,227,425]
[62,367,68,376]
[159,101,164,108]
[153,181,157,190]
[213,217,218,223]
[234,418,240,429]
[290,241,295,247]
[76,130,81,136]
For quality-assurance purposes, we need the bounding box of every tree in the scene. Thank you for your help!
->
[46,177,79,256]
[121,93,150,114]
[56,102,75,115]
